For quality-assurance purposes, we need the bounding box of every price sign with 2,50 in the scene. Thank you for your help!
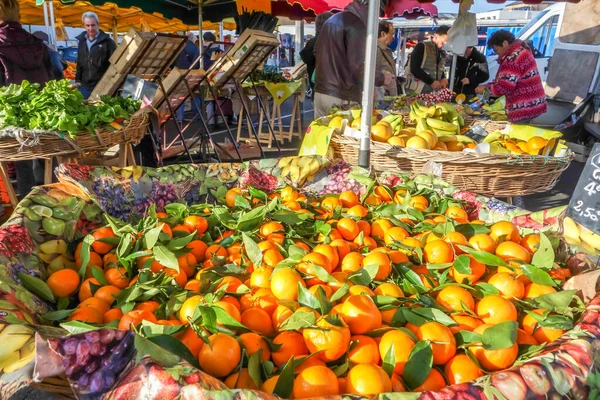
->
[567,143,600,235]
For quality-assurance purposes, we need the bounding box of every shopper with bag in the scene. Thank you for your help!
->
[475,30,547,123]
[453,46,489,97]
[404,26,450,94]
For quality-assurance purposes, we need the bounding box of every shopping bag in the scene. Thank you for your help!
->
[445,0,478,55]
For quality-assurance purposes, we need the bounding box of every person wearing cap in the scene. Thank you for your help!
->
[0,0,53,199]
[33,31,65,80]
[75,11,116,99]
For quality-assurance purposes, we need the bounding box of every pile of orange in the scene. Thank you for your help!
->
[44,184,576,397]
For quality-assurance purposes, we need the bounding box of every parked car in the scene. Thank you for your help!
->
[58,46,78,63]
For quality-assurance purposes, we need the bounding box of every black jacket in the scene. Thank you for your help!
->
[75,30,116,88]
[454,47,489,95]
[300,36,317,83]
[314,2,384,102]
[410,42,446,85]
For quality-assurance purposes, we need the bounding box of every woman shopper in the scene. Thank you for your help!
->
[475,30,546,123]
[0,0,53,199]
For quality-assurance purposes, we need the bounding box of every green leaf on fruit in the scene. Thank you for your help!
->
[248,350,263,387]
[533,290,577,312]
[458,245,508,267]
[382,342,396,377]
[279,311,316,331]
[520,264,556,287]
[531,232,554,269]
[167,232,195,251]
[41,309,75,321]
[455,223,490,237]
[153,245,179,272]
[453,255,472,275]
[60,321,100,334]
[135,335,181,368]
[455,330,481,346]
[273,356,295,399]
[482,321,517,350]
[77,234,95,280]
[237,206,267,231]
[402,340,433,390]
[143,225,163,250]
[298,283,320,310]
[242,232,263,267]
[410,308,457,326]
[17,273,54,302]
[271,209,312,224]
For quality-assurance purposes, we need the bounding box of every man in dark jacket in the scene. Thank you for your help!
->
[408,25,450,94]
[75,11,117,99]
[314,0,391,118]
[0,0,53,198]
[453,46,489,97]
[300,11,332,94]
[176,31,200,70]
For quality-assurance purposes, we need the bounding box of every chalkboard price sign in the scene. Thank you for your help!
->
[567,143,600,234]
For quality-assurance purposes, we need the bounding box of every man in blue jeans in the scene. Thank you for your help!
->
[75,11,116,99]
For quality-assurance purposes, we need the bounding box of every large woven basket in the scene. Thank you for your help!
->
[331,134,572,198]
[0,108,151,162]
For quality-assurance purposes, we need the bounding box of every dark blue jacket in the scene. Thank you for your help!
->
[176,40,200,69]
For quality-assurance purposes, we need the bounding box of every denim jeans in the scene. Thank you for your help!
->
[78,86,94,100]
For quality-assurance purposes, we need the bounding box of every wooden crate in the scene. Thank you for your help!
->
[206,29,280,89]
[91,29,186,100]
[152,67,206,116]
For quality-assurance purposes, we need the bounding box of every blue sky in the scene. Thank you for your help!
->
[434,0,511,13]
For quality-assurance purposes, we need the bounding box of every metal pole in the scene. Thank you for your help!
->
[49,1,57,46]
[219,21,224,51]
[112,18,119,42]
[198,1,204,70]
[396,28,403,76]
[358,0,380,169]
[43,1,51,41]
[449,53,457,92]
[294,20,304,65]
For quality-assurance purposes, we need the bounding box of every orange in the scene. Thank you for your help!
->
[468,234,497,253]
[177,326,205,358]
[47,269,80,298]
[303,317,351,362]
[91,227,117,255]
[250,267,273,289]
[184,215,208,235]
[417,322,456,365]
[347,205,369,218]
[293,365,339,398]
[522,309,565,344]
[103,308,123,324]
[517,328,538,345]
[346,364,392,396]
[450,314,483,333]
[259,221,284,238]
[445,206,469,223]
[297,252,333,285]
[339,191,360,208]
[340,252,364,274]
[423,240,454,264]
[524,283,557,299]
[78,278,101,302]
[172,224,191,235]
[363,251,392,281]
[225,188,242,208]
[384,226,409,245]
[490,221,521,243]
[373,282,404,298]
[224,368,259,390]
[321,196,342,211]
[186,240,208,262]
[356,220,371,237]
[450,256,486,284]
[314,244,340,270]
[371,219,393,239]
[443,232,468,254]
[105,267,130,289]
[281,186,298,202]
[263,249,284,268]
[179,295,203,324]
[337,218,360,241]
[409,195,429,211]
[374,185,393,202]
[487,272,525,299]
[436,286,475,312]
[270,267,305,301]
[69,307,103,324]
[412,368,446,392]
[476,294,517,324]
[295,357,327,374]
[261,376,280,394]
[406,135,430,150]
[177,253,198,277]
[205,244,228,260]
[341,295,382,334]
[241,308,274,337]
[495,241,532,263]
[239,332,271,361]
[216,276,244,293]
[520,234,540,253]
[118,309,158,330]
[470,324,518,371]
[93,285,120,306]
[444,354,483,385]
[378,329,415,374]
[102,252,119,269]
[214,300,242,327]
[198,333,241,378]
[348,335,380,364]
[330,239,351,261]
[391,373,406,392]
[272,331,309,367]
[160,224,173,239]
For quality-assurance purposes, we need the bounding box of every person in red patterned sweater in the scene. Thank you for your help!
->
[476,30,547,123]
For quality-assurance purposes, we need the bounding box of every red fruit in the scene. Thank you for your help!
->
[148,364,177,385]
[183,372,201,385]
[491,371,527,400]
[520,363,551,395]
[110,380,144,400]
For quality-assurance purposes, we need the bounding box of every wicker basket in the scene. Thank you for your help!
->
[0,108,151,162]
[331,134,572,197]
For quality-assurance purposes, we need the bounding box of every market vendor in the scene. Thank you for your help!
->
[75,12,116,99]
[0,0,54,199]
[407,25,450,94]
[475,30,547,124]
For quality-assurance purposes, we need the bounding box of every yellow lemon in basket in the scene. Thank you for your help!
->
[399,129,416,137]
[328,116,344,129]
[526,136,548,155]
[516,142,529,153]
[371,124,393,143]
[387,136,406,147]
[377,120,392,129]
[433,141,448,151]
[445,141,465,152]
[416,130,438,148]
[406,136,430,150]
[351,118,362,129]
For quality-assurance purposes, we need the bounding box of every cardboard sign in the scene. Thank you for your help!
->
[566,142,600,234]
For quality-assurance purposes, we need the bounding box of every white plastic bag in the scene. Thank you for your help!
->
[444,0,478,56]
